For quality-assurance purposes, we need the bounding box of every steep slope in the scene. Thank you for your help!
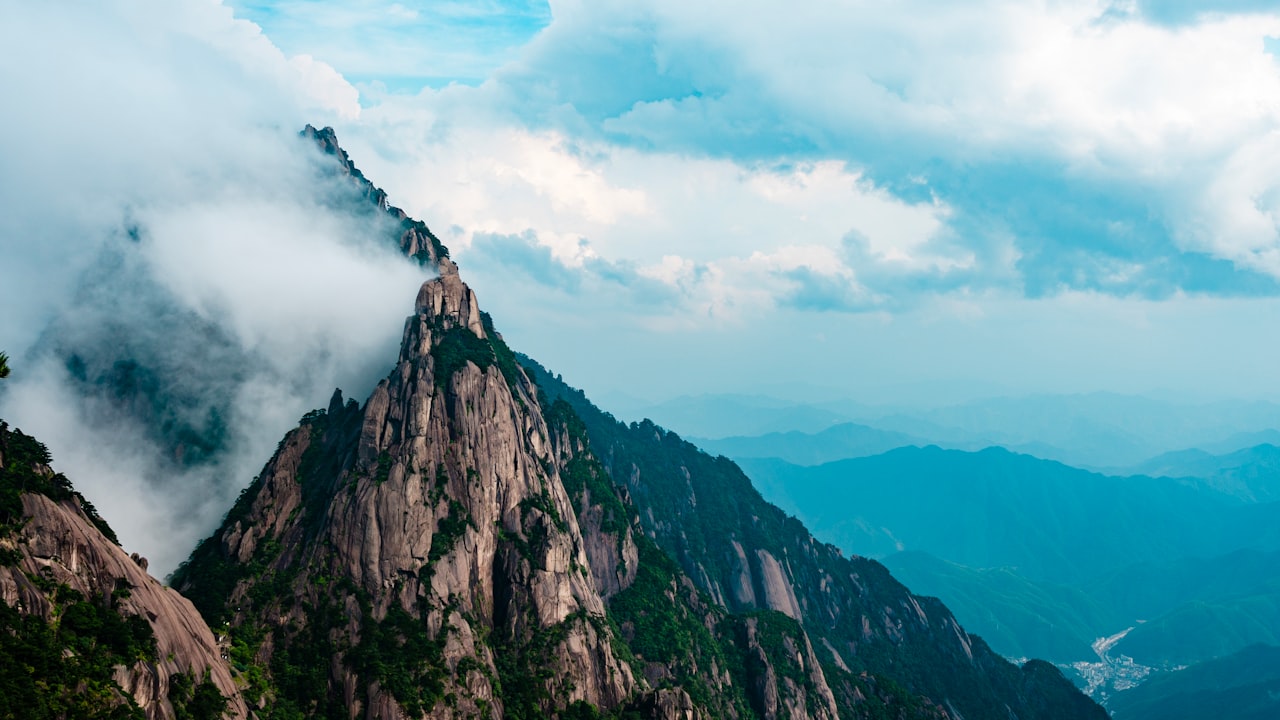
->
[172,268,642,719]
[170,130,856,718]
[881,552,1108,662]
[172,269,864,720]
[1107,644,1280,720]
[0,422,247,720]
[525,361,1107,720]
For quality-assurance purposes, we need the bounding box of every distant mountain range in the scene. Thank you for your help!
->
[1120,442,1280,502]
[693,423,930,466]
[643,392,1280,468]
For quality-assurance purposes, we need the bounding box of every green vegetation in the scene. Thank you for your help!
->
[400,216,451,264]
[883,551,1108,661]
[0,422,119,545]
[0,574,158,719]
[347,601,446,718]
[0,351,10,379]
[428,498,472,563]
[546,399,629,538]
[431,326,496,390]
[168,671,229,720]
[374,451,392,484]
[479,311,523,391]
[429,314,524,394]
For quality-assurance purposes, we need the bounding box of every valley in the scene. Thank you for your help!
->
[686,403,1280,715]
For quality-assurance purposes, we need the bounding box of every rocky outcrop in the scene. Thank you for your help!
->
[0,425,247,720]
[174,264,638,717]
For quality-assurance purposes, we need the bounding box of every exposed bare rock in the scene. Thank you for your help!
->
[0,488,247,720]
[729,540,757,607]
[755,549,803,621]
[741,615,839,720]
[176,273,637,718]
[631,688,701,720]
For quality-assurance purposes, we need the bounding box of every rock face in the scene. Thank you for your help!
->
[0,423,247,720]
[174,258,641,717]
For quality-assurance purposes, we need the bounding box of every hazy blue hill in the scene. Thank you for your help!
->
[740,446,1280,668]
[1201,428,1280,453]
[736,446,1273,584]
[1107,644,1280,720]
[882,552,1110,661]
[1126,443,1280,502]
[637,393,855,438]
[660,391,1280,469]
[692,422,929,465]
[1085,549,1280,665]
[1111,577,1280,666]
[886,549,1280,667]
[1087,548,1280,621]
[867,394,1280,468]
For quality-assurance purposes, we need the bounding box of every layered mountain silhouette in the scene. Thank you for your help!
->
[739,445,1280,673]
[0,128,1107,719]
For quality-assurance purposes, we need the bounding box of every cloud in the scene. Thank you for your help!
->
[328,0,1280,303]
[0,0,424,575]
[335,123,958,320]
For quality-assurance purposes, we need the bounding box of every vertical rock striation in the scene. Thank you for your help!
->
[174,262,638,718]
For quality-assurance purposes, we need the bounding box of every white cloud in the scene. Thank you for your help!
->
[336,120,955,317]
[0,0,419,575]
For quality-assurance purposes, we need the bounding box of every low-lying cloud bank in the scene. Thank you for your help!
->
[0,0,428,574]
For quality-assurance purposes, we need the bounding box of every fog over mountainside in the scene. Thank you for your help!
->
[0,2,424,574]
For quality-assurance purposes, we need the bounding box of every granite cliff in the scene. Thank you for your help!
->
[0,423,248,719]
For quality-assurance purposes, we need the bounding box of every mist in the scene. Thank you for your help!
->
[0,0,428,574]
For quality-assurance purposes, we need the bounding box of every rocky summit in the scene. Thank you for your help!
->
[0,128,1108,720]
